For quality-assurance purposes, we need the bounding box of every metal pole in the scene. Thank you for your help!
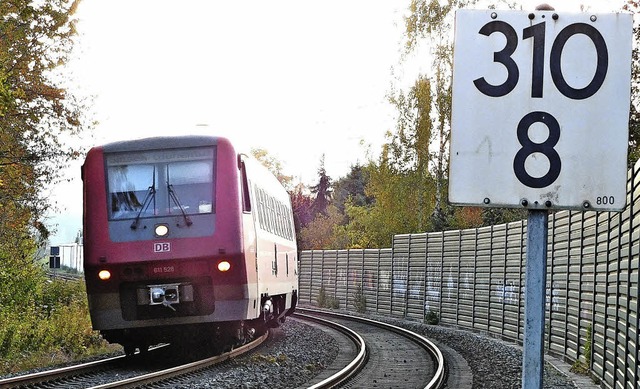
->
[522,209,548,389]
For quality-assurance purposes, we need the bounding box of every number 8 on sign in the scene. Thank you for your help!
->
[513,111,561,188]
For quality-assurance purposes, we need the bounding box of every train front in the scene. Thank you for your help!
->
[82,136,250,352]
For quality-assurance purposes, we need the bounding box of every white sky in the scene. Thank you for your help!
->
[48,0,630,244]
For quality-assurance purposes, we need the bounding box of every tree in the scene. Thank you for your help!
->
[404,1,469,230]
[332,140,437,248]
[331,163,372,213]
[309,155,332,217]
[298,204,345,250]
[625,1,640,165]
[289,183,314,249]
[251,148,294,190]
[387,75,438,231]
[0,0,90,364]
[0,0,86,295]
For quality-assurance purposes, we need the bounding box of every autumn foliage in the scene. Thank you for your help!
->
[0,0,100,373]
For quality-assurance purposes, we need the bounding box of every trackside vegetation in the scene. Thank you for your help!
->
[0,277,111,375]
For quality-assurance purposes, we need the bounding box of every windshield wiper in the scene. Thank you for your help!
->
[130,167,156,230]
[167,167,192,227]
[168,184,193,226]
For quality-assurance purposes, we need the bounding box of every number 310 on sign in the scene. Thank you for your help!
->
[448,9,632,212]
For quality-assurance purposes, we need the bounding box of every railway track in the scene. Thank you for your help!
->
[45,270,83,281]
[294,308,446,389]
[0,333,267,389]
[2,311,445,388]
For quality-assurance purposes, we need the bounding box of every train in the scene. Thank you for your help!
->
[82,135,298,355]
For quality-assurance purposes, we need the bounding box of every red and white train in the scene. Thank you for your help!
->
[82,135,298,354]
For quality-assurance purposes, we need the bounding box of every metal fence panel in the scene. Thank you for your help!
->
[377,248,393,315]
[503,221,524,341]
[473,226,492,333]
[425,232,443,321]
[335,250,349,309]
[457,228,477,329]
[362,249,381,314]
[442,231,461,325]
[408,234,427,321]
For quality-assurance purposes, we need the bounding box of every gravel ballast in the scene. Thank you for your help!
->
[3,312,595,388]
[160,312,591,389]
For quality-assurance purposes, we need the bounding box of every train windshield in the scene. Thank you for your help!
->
[106,147,215,220]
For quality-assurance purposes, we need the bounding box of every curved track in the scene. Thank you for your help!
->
[0,333,267,389]
[294,308,446,389]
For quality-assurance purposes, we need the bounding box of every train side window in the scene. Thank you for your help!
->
[240,162,251,213]
[274,201,281,236]
[286,208,293,240]
[275,203,282,237]
[261,189,268,230]
[258,187,267,230]
[278,203,286,238]
[256,186,265,227]
[267,196,275,233]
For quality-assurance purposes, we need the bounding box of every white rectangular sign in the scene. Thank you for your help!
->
[449,9,632,211]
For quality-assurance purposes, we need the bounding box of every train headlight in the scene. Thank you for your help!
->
[98,270,111,281]
[217,261,231,272]
[155,224,169,237]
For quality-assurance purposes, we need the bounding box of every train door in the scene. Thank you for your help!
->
[240,158,260,319]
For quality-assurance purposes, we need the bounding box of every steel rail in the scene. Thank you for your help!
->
[296,308,447,389]
[87,331,268,389]
[293,312,368,389]
[0,353,127,388]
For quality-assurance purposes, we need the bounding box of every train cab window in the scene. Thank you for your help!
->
[108,164,156,219]
[106,147,215,221]
[167,160,214,214]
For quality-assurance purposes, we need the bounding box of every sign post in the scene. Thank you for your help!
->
[522,210,547,387]
[449,7,632,389]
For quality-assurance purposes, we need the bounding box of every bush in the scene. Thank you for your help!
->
[425,309,439,325]
[317,286,327,307]
[352,284,366,313]
[317,286,340,309]
[570,324,593,377]
[0,278,108,375]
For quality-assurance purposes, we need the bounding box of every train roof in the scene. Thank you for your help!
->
[99,135,229,153]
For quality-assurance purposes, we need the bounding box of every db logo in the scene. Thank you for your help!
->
[153,242,171,253]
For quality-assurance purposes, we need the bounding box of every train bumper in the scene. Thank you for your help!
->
[87,289,254,331]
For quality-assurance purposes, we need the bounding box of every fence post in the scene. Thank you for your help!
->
[405,234,411,318]
[457,230,462,326]
[627,167,637,385]
[439,231,445,322]
[472,228,478,327]
[377,249,381,314]
[391,239,395,316]
[346,249,350,311]
[502,225,508,338]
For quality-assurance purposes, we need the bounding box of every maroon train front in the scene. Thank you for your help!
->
[82,135,298,354]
